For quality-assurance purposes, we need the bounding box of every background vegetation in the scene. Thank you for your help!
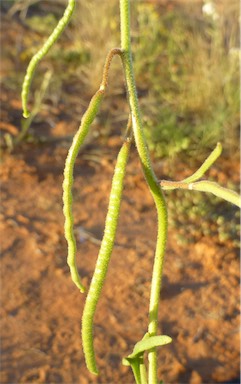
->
[2,0,239,158]
[1,0,240,245]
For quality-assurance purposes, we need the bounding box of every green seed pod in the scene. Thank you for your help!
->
[63,90,104,293]
[22,0,76,118]
[81,138,131,375]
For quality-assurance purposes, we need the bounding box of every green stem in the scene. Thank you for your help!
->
[120,1,168,383]
[140,360,148,384]
[131,360,142,384]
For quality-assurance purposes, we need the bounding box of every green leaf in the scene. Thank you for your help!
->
[122,355,142,367]
[122,356,144,384]
[123,334,172,363]
[131,335,172,357]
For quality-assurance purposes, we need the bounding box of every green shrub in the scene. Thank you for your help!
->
[10,1,239,158]
[132,2,239,158]
[167,189,240,248]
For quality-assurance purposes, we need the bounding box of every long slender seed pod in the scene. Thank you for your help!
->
[189,180,241,207]
[120,2,168,383]
[160,179,240,207]
[182,142,222,183]
[63,90,104,293]
[159,143,240,207]
[63,48,122,293]
[160,143,223,190]
[81,137,131,375]
[22,0,76,118]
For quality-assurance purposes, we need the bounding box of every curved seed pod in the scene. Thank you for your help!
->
[189,181,241,208]
[182,142,222,183]
[160,143,223,191]
[161,179,240,207]
[81,137,131,375]
[63,90,104,293]
[22,0,76,118]
[63,48,122,293]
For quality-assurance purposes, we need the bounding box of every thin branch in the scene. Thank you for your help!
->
[120,1,168,383]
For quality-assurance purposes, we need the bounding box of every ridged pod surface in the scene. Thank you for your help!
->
[63,90,104,292]
[22,0,76,118]
[81,138,131,374]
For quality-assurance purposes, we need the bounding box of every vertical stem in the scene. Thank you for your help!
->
[119,1,168,383]
[140,360,148,384]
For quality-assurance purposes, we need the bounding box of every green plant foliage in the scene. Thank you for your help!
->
[122,333,172,384]
[132,3,239,158]
[17,1,239,156]
[160,143,240,246]
[25,14,58,34]
[143,107,190,158]
[167,190,240,247]
[123,334,172,363]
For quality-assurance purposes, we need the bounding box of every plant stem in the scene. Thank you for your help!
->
[119,1,168,383]
[140,360,148,384]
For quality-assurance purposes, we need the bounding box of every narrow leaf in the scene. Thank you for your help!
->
[126,335,172,360]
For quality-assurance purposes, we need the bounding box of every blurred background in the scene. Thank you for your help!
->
[1,1,240,383]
